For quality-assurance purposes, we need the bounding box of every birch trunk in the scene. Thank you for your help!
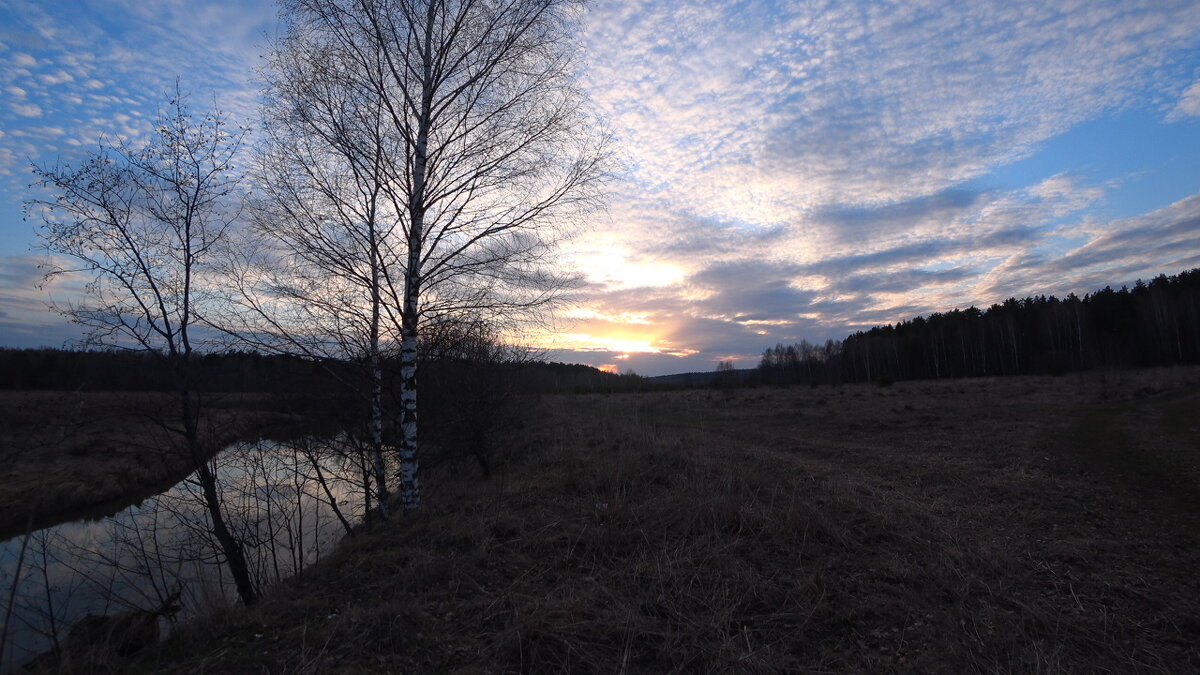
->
[369,219,390,518]
[399,325,420,512]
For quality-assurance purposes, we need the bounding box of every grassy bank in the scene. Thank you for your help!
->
[0,391,301,540]
[51,369,1200,671]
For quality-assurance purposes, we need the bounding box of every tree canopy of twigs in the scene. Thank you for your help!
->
[233,0,609,512]
[25,90,260,606]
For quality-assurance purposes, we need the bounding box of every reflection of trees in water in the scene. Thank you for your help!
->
[0,437,371,671]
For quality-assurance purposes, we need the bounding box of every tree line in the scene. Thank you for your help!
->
[759,268,1200,385]
[0,348,326,392]
[0,346,644,396]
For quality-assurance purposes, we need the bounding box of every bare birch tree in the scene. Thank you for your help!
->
[224,36,401,518]
[261,0,608,512]
[25,91,259,605]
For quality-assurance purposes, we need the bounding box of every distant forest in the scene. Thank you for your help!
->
[0,347,642,395]
[760,268,1200,385]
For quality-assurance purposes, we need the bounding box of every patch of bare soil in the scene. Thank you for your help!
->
[91,369,1200,672]
[0,391,298,540]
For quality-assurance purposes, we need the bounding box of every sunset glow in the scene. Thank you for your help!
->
[549,332,699,359]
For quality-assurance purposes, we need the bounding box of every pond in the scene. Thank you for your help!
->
[0,437,376,671]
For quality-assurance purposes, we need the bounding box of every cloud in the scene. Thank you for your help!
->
[980,193,1200,298]
[836,268,974,296]
[36,69,73,85]
[0,255,76,347]
[0,0,276,175]
[584,0,1200,219]
[0,255,46,289]
[815,189,985,242]
[1167,80,1200,120]
[688,260,814,321]
[0,314,83,349]
[647,214,789,258]
[800,226,1041,279]
[10,102,42,117]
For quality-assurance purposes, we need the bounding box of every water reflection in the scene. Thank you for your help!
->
[0,437,375,671]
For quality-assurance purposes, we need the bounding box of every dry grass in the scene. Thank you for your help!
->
[63,368,1200,672]
[0,390,297,539]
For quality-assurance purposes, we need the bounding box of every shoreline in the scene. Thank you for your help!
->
[0,391,308,541]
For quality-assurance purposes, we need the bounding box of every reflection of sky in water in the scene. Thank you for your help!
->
[0,438,375,671]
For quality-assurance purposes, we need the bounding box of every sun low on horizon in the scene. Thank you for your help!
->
[2,0,1200,376]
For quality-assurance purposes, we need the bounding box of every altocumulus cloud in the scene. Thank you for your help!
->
[583,0,1200,215]
[553,0,1200,373]
[0,0,274,184]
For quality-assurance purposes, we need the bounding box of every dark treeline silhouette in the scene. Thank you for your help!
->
[0,348,334,393]
[760,268,1200,385]
[512,363,654,394]
[0,347,645,395]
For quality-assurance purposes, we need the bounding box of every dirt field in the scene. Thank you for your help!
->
[0,391,300,540]
[44,368,1200,672]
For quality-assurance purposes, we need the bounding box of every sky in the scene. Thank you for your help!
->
[1,0,1199,376]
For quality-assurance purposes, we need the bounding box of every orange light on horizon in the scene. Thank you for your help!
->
[533,319,701,361]
[550,332,674,355]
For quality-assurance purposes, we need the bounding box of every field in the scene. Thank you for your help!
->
[0,391,298,540]
[32,368,1200,672]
